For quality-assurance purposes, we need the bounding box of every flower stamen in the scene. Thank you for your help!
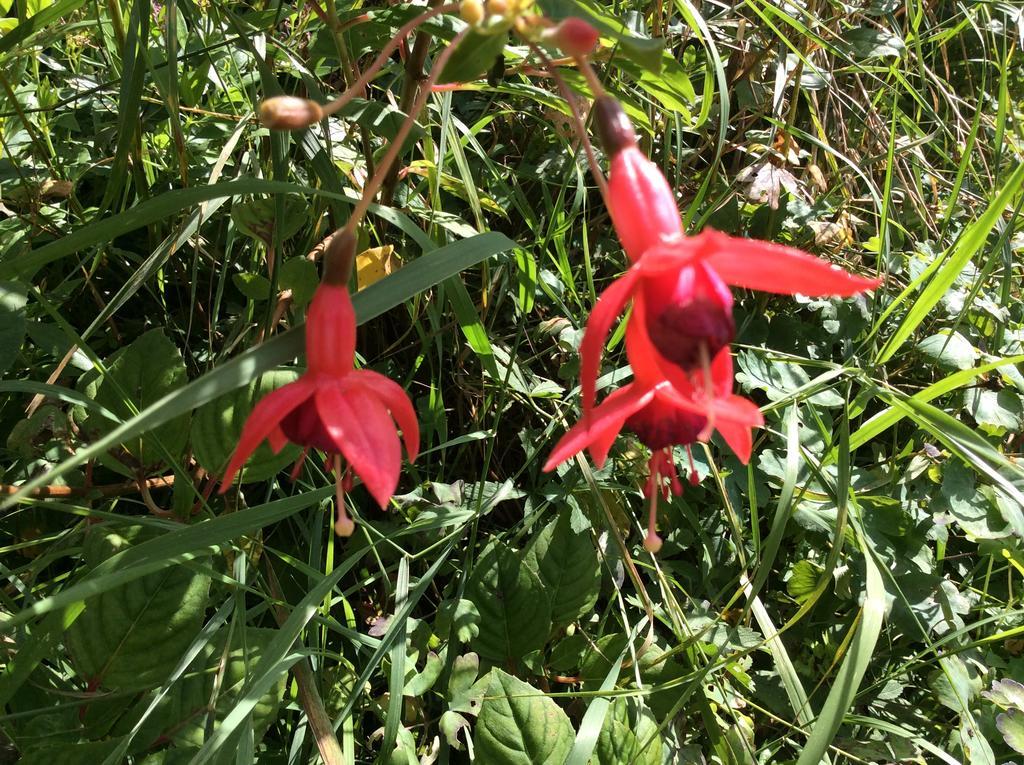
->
[334,455,355,537]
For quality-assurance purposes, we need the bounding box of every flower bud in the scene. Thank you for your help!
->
[544,17,600,58]
[643,531,663,554]
[258,96,323,131]
[594,96,636,156]
[460,0,484,25]
[488,0,508,16]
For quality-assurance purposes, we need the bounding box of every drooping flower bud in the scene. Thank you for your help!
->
[543,17,600,57]
[259,96,323,131]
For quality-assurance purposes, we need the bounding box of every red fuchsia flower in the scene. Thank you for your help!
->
[543,97,882,551]
[220,233,419,536]
[589,96,883,398]
[543,343,761,552]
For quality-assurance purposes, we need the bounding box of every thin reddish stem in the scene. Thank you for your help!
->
[320,4,460,119]
[341,25,470,236]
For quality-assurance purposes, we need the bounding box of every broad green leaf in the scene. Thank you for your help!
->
[723,715,757,765]
[997,709,1024,754]
[594,717,662,765]
[523,513,600,630]
[232,272,272,301]
[735,351,844,407]
[474,669,574,765]
[438,28,508,84]
[447,652,485,715]
[128,627,286,757]
[466,540,552,663]
[83,328,190,469]
[0,281,27,375]
[191,370,302,482]
[230,196,306,245]
[930,655,982,714]
[842,26,905,59]
[964,388,1024,435]
[916,331,977,370]
[337,98,425,146]
[65,524,211,690]
[278,257,319,308]
[786,560,822,603]
[984,678,1024,710]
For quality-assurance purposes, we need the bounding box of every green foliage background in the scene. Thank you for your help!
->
[1,1,1023,763]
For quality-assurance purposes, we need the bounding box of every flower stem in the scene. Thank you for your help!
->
[319,3,460,120]
[341,26,470,237]
[578,58,607,99]
[531,43,609,206]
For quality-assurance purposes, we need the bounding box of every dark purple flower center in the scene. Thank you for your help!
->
[626,403,707,451]
[281,402,337,452]
[647,297,734,371]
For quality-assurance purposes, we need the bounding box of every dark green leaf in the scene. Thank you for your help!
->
[438,28,509,84]
[466,539,552,663]
[65,524,211,690]
[84,328,190,469]
[191,370,302,482]
[523,513,600,630]
[474,669,574,764]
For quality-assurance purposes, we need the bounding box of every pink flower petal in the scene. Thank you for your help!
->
[348,369,420,463]
[608,146,684,262]
[220,380,314,490]
[544,383,655,471]
[305,284,357,376]
[316,384,401,509]
[579,266,643,416]
[697,229,882,297]
[710,394,764,463]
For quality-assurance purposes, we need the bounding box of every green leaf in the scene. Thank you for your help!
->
[130,627,286,756]
[735,351,844,407]
[65,524,211,690]
[84,328,191,469]
[0,281,27,375]
[594,717,662,765]
[447,652,485,715]
[474,669,574,765]
[786,560,822,603]
[191,370,302,482]
[997,708,1024,754]
[404,651,443,697]
[964,388,1024,435]
[232,272,272,302]
[523,513,600,630]
[983,678,1024,710]
[230,196,306,245]
[916,331,977,370]
[929,655,982,714]
[466,540,552,663]
[278,257,319,308]
[336,98,425,146]
[842,26,905,59]
[438,28,509,84]
[534,0,665,72]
